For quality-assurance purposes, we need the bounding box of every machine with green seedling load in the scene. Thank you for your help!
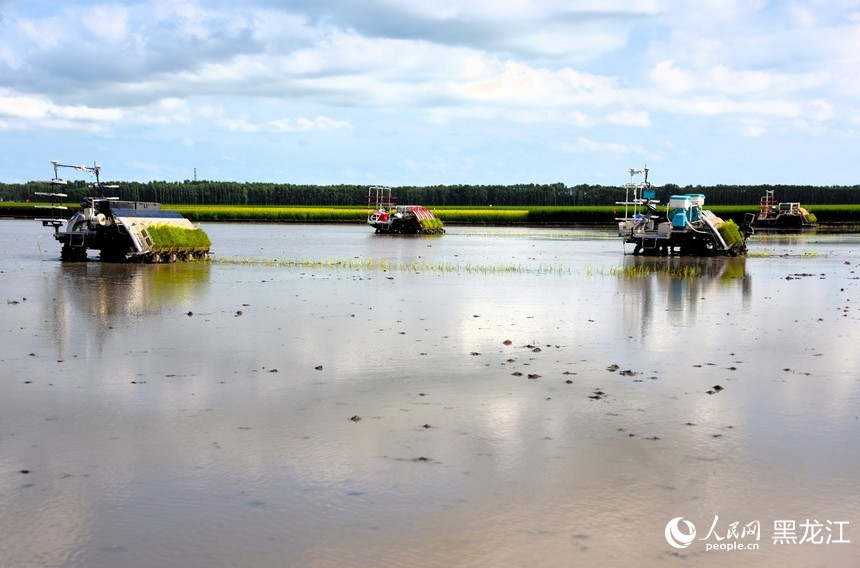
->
[616,167,753,256]
[366,186,444,235]
[34,160,211,262]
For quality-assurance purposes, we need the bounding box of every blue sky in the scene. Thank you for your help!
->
[1,0,859,186]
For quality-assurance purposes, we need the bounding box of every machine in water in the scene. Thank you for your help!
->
[34,160,211,262]
[366,185,444,234]
[616,167,753,256]
[753,188,817,229]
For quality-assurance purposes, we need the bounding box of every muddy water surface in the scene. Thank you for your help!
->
[1,220,859,567]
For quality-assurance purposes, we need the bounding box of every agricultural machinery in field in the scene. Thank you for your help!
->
[366,186,444,234]
[616,167,753,256]
[34,160,210,262]
[753,188,817,229]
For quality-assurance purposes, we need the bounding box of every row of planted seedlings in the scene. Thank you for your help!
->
[214,256,706,278]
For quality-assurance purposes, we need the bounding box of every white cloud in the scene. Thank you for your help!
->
[1,0,859,184]
[52,104,122,122]
[661,0,768,25]
[502,25,628,60]
[650,61,694,94]
[559,137,645,155]
[214,113,352,134]
[0,93,46,119]
[607,110,650,127]
[786,1,819,26]
[424,105,500,125]
[83,5,131,43]
[567,110,591,126]
[650,59,819,99]
[742,123,767,138]
[269,116,353,132]
[457,61,619,107]
[220,117,259,133]
[662,96,802,119]
[807,99,835,121]
[0,91,122,123]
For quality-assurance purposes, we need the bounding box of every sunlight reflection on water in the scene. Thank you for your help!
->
[1,221,859,567]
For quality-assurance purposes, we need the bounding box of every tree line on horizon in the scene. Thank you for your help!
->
[2,179,859,207]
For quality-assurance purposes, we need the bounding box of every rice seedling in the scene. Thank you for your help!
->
[748,249,827,258]
[419,217,445,230]
[214,256,705,279]
[10,201,860,226]
[146,224,211,251]
[717,219,744,248]
[434,209,529,224]
[748,250,773,257]
[173,205,369,223]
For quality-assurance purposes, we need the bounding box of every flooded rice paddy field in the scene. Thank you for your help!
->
[1,220,859,567]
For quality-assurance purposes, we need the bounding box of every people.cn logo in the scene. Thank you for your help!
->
[665,517,697,549]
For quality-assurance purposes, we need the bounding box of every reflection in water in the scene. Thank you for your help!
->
[3,221,859,568]
[44,262,211,357]
[617,256,752,351]
[622,253,749,281]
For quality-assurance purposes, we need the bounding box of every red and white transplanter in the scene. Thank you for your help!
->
[366,185,444,235]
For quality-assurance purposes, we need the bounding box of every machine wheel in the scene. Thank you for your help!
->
[61,245,87,262]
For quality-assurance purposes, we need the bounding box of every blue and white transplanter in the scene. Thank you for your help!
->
[616,167,753,257]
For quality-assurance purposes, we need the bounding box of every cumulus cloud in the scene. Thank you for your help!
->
[214,112,352,133]
[806,99,835,121]
[268,116,353,132]
[649,61,693,94]
[220,117,260,133]
[277,0,658,59]
[0,90,122,123]
[651,60,823,97]
[0,0,858,183]
[741,121,768,138]
[560,137,645,155]
[607,109,650,127]
[457,61,619,107]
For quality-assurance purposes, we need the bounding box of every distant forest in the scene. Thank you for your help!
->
[2,179,859,206]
